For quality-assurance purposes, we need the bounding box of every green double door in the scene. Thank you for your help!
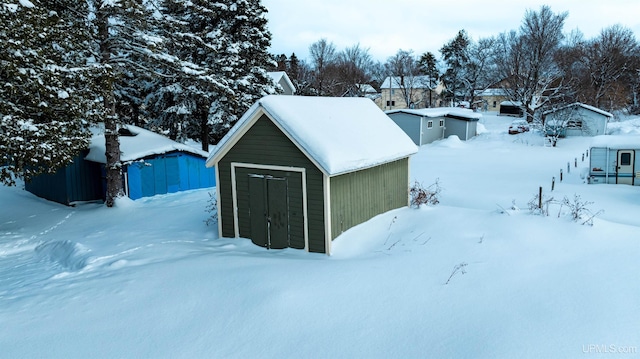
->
[248,174,290,249]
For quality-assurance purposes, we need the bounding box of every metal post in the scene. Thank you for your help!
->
[552,177,555,191]
[538,187,542,209]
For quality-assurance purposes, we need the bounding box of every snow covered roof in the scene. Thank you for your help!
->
[590,135,640,149]
[500,101,522,106]
[380,76,435,89]
[475,88,507,96]
[85,125,208,164]
[207,95,418,176]
[267,71,296,94]
[357,84,377,93]
[543,103,613,118]
[386,107,482,120]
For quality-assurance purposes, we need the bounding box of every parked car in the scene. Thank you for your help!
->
[508,120,530,134]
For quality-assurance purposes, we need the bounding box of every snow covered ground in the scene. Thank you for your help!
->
[1,113,639,358]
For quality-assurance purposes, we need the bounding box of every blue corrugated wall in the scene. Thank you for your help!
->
[126,152,215,200]
[25,151,104,205]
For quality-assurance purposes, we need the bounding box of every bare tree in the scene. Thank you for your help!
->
[384,49,430,108]
[578,25,638,110]
[335,43,375,96]
[309,38,338,96]
[465,37,498,108]
[494,6,568,122]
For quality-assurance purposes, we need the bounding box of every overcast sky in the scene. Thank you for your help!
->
[262,0,640,63]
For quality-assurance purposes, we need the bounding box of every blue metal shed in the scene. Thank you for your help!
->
[25,150,104,205]
[26,125,216,205]
[125,152,215,199]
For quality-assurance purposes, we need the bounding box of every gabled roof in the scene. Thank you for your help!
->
[386,107,482,120]
[206,95,418,176]
[86,125,207,164]
[543,102,613,118]
[267,71,296,94]
[380,75,435,89]
[475,88,507,96]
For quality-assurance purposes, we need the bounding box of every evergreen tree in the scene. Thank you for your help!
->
[217,0,276,141]
[148,0,276,149]
[440,29,471,104]
[0,0,94,186]
[92,0,177,207]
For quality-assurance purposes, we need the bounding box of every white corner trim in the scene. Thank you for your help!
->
[214,165,223,239]
[323,174,332,255]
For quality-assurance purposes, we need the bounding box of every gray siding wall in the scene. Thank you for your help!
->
[218,115,327,252]
[388,113,421,145]
[576,107,607,136]
[444,118,476,140]
[422,117,445,144]
[329,158,409,239]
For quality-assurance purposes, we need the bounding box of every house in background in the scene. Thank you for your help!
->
[589,135,640,186]
[375,75,443,111]
[206,95,418,254]
[386,107,482,145]
[474,88,509,112]
[267,71,296,95]
[543,103,612,137]
[26,125,215,205]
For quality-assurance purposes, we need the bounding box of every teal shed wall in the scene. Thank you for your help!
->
[126,152,215,200]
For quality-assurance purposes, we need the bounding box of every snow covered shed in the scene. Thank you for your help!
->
[86,125,216,200]
[267,71,296,95]
[25,150,104,205]
[26,125,216,205]
[386,107,481,145]
[588,135,640,186]
[205,95,418,254]
[499,101,524,117]
[543,103,612,137]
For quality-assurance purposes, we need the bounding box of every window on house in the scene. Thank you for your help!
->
[386,101,395,106]
[493,101,497,108]
[439,120,444,127]
[567,120,582,128]
[427,120,433,129]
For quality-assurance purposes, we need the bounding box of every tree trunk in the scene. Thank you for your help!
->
[98,5,123,207]
[104,112,124,207]
[200,111,209,152]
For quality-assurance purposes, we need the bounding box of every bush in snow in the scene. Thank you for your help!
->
[410,179,441,208]
[527,192,603,225]
[527,193,555,216]
[204,192,218,226]
[559,194,603,226]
